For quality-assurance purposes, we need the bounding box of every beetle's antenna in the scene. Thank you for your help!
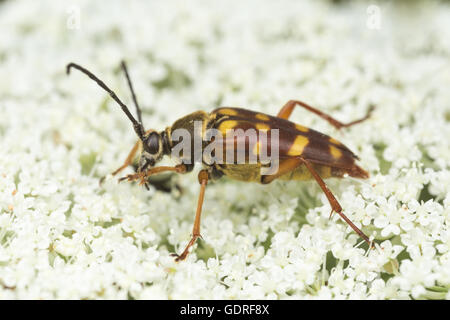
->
[66,62,146,141]
[121,60,143,127]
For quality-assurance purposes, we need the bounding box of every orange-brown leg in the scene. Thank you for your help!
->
[171,170,209,262]
[99,140,141,185]
[300,157,373,247]
[112,140,141,176]
[277,100,374,129]
[104,129,156,183]
[119,164,187,185]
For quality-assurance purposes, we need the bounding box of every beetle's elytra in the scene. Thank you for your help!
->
[67,61,375,261]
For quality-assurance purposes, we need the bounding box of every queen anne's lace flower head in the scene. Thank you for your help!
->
[0,0,449,299]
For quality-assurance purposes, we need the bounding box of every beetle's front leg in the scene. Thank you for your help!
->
[99,140,141,185]
[171,169,209,262]
[119,164,187,186]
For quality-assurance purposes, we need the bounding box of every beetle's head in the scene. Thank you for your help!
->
[138,130,164,172]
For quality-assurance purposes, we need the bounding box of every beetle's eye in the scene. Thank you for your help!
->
[146,132,160,154]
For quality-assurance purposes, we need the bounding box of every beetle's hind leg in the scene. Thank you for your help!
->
[299,157,374,248]
[277,100,374,130]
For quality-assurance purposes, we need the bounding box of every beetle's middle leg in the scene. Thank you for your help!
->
[277,100,374,129]
[299,157,373,247]
[171,169,209,262]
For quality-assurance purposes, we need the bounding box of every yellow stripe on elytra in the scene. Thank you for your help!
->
[255,113,270,121]
[218,120,238,134]
[218,108,238,116]
[287,135,309,156]
[295,124,309,132]
[255,123,270,132]
[329,145,342,159]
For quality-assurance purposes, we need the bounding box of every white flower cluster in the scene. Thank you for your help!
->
[0,0,449,299]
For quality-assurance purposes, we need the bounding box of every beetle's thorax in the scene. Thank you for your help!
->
[163,111,212,164]
[169,111,211,136]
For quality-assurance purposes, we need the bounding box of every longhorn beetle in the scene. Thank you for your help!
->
[66,61,375,262]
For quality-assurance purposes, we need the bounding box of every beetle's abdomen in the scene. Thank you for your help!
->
[210,107,368,181]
